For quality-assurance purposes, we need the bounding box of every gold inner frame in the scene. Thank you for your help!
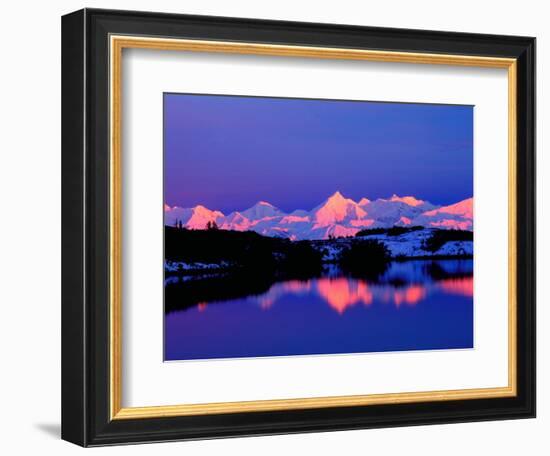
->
[109,35,518,420]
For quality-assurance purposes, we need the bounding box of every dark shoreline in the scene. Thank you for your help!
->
[164,257,473,314]
[164,253,474,277]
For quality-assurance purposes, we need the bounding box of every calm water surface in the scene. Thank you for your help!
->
[164,259,473,361]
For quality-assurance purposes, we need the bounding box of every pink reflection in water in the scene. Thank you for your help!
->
[392,285,426,307]
[316,278,373,314]
[437,277,473,297]
[195,273,472,315]
[256,278,431,314]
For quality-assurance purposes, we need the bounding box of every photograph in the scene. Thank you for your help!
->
[163,93,474,361]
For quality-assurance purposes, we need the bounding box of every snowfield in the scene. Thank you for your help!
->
[312,228,473,261]
[164,260,234,273]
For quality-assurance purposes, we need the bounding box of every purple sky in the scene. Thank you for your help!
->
[164,93,473,213]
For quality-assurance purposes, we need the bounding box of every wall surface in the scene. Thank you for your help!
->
[0,0,545,454]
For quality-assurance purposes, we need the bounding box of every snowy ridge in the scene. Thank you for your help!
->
[165,191,473,240]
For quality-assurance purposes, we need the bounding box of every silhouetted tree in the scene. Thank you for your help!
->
[206,220,219,231]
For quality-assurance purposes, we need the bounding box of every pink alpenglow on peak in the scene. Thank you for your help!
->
[219,212,252,231]
[312,191,367,226]
[414,198,473,231]
[164,204,224,229]
[424,197,473,219]
[389,194,426,207]
[165,192,473,240]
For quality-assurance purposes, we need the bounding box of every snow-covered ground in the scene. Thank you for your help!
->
[164,260,234,273]
[313,228,473,261]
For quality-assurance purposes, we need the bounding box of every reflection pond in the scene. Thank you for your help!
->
[164,259,473,361]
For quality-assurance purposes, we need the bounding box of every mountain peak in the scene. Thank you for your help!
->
[424,197,472,218]
[194,204,212,213]
[313,191,366,226]
[328,190,345,200]
[416,197,473,230]
[241,200,283,220]
[389,194,425,207]
[164,204,224,229]
[321,191,355,209]
[323,191,352,206]
[255,200,275,207]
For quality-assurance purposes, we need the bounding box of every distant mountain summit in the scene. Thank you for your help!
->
[365,195,436,227]
[241,201,284,220]
[312,191,367,226]
[165,192,473,240]
[388,194,427,207]
[413,198,473,230]
[165,204,224,229]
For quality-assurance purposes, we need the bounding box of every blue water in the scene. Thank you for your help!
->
[164,259,473,361]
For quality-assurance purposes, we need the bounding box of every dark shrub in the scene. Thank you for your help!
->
[355,226,424,237]
[424,229,473,253]
[354,228,388,236]
[339,240,390,277]
[280,241,324,277]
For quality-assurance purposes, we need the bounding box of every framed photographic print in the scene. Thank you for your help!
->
[61,8,536,446]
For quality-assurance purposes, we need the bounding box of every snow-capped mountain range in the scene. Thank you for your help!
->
[165,191,473,240]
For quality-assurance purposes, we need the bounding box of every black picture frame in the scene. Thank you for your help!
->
[62,8,535,447]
